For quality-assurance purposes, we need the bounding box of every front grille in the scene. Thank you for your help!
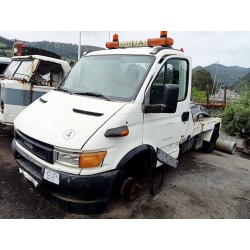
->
[15,129,54,164]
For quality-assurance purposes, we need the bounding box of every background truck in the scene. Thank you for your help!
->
[11,31,221,213]
[0,42,71,128]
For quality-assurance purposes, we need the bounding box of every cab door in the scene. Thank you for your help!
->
[143,56,191,159]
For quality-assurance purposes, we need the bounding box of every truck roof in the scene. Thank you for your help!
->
[87,47,185,56]
[11,55,71,73]
[0,57,12,63]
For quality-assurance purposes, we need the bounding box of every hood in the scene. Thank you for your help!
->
[14,90,126,150]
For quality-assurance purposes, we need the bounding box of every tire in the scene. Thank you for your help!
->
[202,127,219,153]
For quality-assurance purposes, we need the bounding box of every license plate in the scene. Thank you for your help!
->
[44,169,60,185]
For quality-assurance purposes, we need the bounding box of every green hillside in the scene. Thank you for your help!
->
[0,35,104,62]
[25,41,104,62]
[0,37,12,57]
[193,64,250,88]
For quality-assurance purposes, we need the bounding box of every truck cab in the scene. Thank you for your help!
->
[0,54,71,126]
[12,32,221,213]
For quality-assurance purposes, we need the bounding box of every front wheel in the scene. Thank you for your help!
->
[202,127,219,153]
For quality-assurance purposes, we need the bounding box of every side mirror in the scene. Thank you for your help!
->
[163,84,179,113]
[144,84,179,113]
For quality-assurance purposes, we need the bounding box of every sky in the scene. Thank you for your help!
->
[1,31,250,69]
[1,0,250,70]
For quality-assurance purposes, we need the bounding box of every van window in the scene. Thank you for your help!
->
[150,58,188,104]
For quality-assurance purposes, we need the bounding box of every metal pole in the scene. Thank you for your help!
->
[223,84,227,108]
[211,61,219,98]
[78,31,81,60]
[215,78,220,96]
[206,84,209,105]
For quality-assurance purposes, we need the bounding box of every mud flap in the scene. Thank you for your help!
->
[148,148,179,196]
[157,148,178,168]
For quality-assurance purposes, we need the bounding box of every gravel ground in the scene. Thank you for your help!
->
[0,133,249,219]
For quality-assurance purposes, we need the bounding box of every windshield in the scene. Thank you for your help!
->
[58,54,155,102]
[4,61,21,76]
[4,60,33,79]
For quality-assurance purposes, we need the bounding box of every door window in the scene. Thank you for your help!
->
[150,58,188,104]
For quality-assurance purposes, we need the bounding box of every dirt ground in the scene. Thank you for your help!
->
[0,132,249,219]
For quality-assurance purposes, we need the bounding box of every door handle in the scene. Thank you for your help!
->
[182,111,189,122]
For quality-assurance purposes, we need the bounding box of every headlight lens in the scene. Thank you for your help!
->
[57,152,80,166]
[56,151,107,168]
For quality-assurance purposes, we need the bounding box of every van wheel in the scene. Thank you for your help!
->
[120,177,142,201]
[202,127,219,153]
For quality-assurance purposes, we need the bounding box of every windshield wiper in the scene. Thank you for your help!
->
[73,91,111,101]
[56,87,73,94]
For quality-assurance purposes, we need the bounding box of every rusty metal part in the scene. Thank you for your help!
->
[120,177,142,201]
[242,138,250,153]
[238,137,250,160]
[204,84,227,109]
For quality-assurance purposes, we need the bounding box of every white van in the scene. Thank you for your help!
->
[12,32,221,213]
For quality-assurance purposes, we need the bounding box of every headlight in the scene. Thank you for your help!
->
[57,152,80,167]
[56,151,107,168]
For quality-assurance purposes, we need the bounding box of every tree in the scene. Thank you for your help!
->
[0,51,7,56]
[192,69,213,92]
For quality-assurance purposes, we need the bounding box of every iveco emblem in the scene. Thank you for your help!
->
[23,140,34,150]
[63,129,75,140]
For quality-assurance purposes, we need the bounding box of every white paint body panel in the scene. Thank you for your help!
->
[15,90,126,150]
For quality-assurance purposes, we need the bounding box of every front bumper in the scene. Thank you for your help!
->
[12,139,119,214]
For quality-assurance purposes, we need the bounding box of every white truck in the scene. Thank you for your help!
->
[11,32,221,213]
[0,52,71,127]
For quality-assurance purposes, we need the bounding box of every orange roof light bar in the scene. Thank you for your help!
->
[160,31,168,38]
[105,33,119,49]
[106,41,119,49]
[113,33,119,42]
[106,31,174,49]
[148,37,174,47]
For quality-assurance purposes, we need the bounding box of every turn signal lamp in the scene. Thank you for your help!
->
[79,151,107,168]
[120,129,129,137]
[106,31,174,49]
[104,126,129,137]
